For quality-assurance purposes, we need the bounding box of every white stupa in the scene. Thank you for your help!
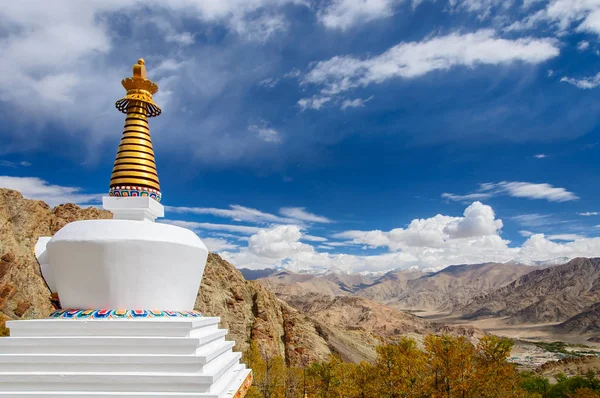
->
[0,59,252,397]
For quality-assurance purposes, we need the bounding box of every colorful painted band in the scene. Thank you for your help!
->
[108,186,162,202]
[50,309,202,319]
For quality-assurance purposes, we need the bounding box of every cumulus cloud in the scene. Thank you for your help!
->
[317,0,399,30]
[333,201,502,251]
[300,30,559,105]
[248,225,314,259]
[0,176,102,207]
[214,201,600,272]
[445,181,578,203]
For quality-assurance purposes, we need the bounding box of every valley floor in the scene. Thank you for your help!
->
[421,311,600,369]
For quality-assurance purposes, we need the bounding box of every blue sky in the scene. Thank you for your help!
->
[2,0,600,272]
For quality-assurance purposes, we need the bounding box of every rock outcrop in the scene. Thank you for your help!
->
[196,254,332,365]
[0,189,111,325]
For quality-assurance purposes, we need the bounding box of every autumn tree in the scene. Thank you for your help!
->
[243,340,287,398]
[474,335,523,398]
[346,361,379,398]
[425,334,477,398]
[376,337,428,398]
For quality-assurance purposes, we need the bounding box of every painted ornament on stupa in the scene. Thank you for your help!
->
[109,58,162,202]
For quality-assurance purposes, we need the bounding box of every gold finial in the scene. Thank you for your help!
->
[109,59,162,202]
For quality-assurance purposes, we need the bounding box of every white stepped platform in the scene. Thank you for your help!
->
[0,318,252,398]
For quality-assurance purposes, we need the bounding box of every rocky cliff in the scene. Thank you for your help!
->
[0,189,111,326]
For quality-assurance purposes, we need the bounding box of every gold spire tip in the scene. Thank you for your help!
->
[109,58,162,202]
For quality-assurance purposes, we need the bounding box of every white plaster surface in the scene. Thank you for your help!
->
[34,237,55,293]
[102,197,164,222]
[0,319,250,397]
[47,220,208,310]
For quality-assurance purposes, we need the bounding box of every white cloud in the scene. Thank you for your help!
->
[446,181,578,203]
[202,237,240,252]
[341,95,373,110]
[317,0,399,30]
[507,0,600,38]
[249,124,282,143]
[166,204,331,225]
[0,0,308,158]
[547,234,583,241]
[301,30,559,102]
[279,207,332,223]
[484,181,578,202]
[333,201,502,251]
[511,213,559,228]
[0,176,101,207]
[303,234,329,242]
[519,230,534,237]
[163,220,262,235]
[516,234,600,262]
[248,225,314,259]
[441,192,493,202]
[578,212,600,216]
[449,0,512,20]
[219,202,600,272]
[534,153,547,158]
[561,72,600,89]
[298,95,332,110]
[578,40,591,51]
[166,204,293,224]
[443,201,503,238]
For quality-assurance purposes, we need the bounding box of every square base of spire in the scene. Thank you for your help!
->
[102,196,164,222]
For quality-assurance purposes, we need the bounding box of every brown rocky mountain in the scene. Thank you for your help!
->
[556,302,600,342]
[260,262,536,313]
[259,269,377,298]
[461,258,600,324]
[196,254,332,365]
[282,293,481,363]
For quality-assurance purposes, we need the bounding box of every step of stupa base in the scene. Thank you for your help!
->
[0,330,228,355]
[0,319,250,397]
[0,352,241,393]
[7,318,221,338]
[0,340,236,373]
[0,368,251,398]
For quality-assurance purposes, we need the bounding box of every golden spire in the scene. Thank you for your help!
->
[109,59,162,202]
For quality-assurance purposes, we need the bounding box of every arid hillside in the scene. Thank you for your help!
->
[357,262,535,311]
[461,258,600,324]
[284,292,481,362]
